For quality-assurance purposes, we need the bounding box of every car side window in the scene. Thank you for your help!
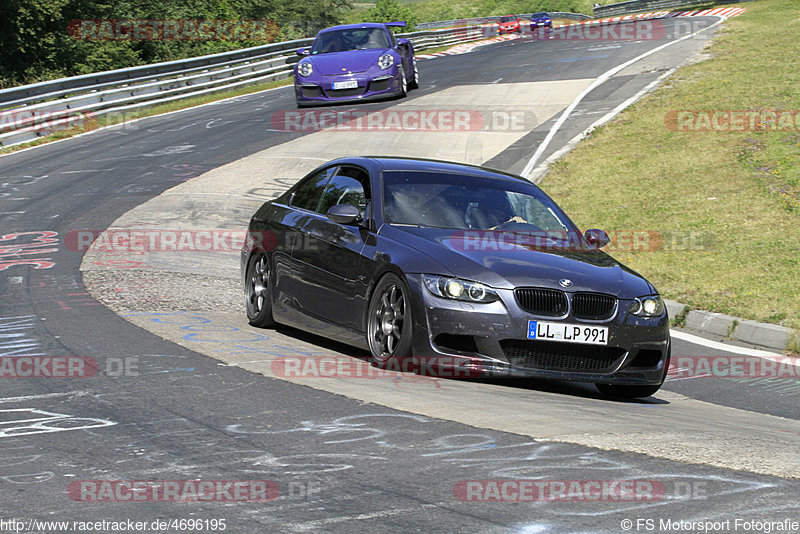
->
[291,167,336,212]
[317,166,370,216]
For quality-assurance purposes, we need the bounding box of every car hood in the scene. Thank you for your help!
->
[387,226,654,298]
[308,49,389,75]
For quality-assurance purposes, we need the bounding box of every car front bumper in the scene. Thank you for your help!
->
[404,274,670,385]
[295,70,403,105]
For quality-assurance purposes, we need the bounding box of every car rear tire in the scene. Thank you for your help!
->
[245,253,276,328]
[367,273,413,366]
[596,345,671,399]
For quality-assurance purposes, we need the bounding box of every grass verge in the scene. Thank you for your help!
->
[539,0,800,331]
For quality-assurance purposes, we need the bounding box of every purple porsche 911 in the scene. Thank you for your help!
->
[293,22,419,107]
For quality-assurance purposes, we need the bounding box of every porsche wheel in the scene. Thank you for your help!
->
[398,66,408,97]
[409,62,419,89]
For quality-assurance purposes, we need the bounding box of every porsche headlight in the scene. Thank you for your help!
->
[630,295,664,317]
[423,275,498,303]
[378,54,394,69]
[298,61,313,77]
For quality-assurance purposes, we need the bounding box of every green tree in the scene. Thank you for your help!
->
[0,0,73,86]
[1,0,354,88]
[276,0,353,37]
[365,0,417,30]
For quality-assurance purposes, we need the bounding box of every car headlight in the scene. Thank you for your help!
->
[630,295,664,317]
[422,275,498,303]
[378,54,394,69]
[298,61,313,77]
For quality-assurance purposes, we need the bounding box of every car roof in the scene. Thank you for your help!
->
[325,156,533,185]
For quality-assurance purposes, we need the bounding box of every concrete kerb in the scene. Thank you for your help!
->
[665,299,796,352]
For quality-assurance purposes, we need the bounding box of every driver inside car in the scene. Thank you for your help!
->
[320,33,345,53]
[465,198,528,230]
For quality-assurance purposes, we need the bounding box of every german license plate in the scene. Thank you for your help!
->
[332,80,358,90]
[527,320,608,345]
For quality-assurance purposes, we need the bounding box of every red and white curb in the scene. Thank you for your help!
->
[570,6,745,25]
[416,33,522,59]
[416,7,745,60]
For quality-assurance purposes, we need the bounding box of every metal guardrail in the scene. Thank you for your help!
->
[416,12,592,30]
[593,0,756,18]
[0,25,490,147]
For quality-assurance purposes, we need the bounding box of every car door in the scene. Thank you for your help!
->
[278,165,337,310]
[290,165,372,330]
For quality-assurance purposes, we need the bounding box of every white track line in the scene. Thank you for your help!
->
[521,15,727,177]
[530,67,676,182]
[669,330,784,357]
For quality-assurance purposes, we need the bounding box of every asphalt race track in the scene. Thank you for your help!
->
[1,17,799,533]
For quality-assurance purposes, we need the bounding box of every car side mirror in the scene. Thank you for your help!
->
[584,229,610,248]
[583,228,611,248]
[296,48,310,56]
[327,204,361,225]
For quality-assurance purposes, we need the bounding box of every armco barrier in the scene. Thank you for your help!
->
[0,24,491,147]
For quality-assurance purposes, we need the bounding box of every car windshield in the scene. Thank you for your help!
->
[531,12,550,18]
[383,170,575,237]
[500,16,517,22]
[311,28,391,54]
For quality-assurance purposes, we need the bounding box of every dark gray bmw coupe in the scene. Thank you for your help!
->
[241,157,670,398]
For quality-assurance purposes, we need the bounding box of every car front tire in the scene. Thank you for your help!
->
[409,62,419,90]
[367,273,413,366]
[398,66,408,97]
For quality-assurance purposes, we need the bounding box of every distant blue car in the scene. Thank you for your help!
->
[293,22,419,107]
[530,12,553,28]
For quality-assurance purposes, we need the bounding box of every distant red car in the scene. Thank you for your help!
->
[498,15,521,34]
